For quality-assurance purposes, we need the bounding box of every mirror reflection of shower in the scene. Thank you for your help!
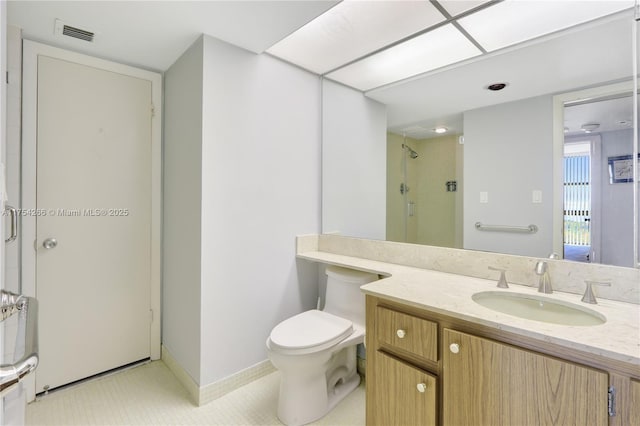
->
[403,144,419,159]
[401,136,419,241]
[400,142,419,195]
[387,131,464,248]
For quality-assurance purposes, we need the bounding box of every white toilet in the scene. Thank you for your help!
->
[266,265,378,426]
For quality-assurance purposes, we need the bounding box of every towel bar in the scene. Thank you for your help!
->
[475,222,538,234]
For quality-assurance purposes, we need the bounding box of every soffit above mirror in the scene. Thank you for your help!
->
[267,0,634,92]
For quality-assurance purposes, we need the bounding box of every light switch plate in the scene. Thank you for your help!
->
[480,191,488,203]
[532,190,542,203]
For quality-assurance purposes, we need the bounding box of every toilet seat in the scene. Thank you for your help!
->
[268,310,354,355]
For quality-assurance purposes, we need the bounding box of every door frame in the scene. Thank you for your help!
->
[552,80,634,258]
[21,40,162,401]
[563,134,602,263]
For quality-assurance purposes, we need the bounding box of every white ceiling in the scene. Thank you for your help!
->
[7,1,637,140]
[7,0,338,72]
[267,0,632,91]
[266,0,449,75]
[565,96,635,137]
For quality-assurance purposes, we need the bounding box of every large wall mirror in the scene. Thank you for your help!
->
[322,6,639,269]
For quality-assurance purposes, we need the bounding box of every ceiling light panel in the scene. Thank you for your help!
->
[458,0,634,52]
[266,0,446,74]
[438,0,493,17]
[326,23,482,91]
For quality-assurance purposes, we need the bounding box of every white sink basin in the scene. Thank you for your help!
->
[472,291,606,326]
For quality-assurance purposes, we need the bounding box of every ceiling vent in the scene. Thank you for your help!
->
[55,19,95,43]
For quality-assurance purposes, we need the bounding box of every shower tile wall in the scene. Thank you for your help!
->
[386,132,462,247]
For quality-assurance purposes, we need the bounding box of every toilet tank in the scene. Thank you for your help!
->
[323,265,378,327]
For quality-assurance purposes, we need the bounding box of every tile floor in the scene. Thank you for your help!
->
[26,361,365,426]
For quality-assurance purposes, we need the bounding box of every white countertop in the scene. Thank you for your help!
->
[298,250,640,367]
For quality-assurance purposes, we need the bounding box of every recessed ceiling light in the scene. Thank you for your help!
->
[433,127,448,134]
[581,123,600,133]
[486,82,507,91]
[617,120,632,126]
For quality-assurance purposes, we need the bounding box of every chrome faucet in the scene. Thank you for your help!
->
[581,280,612,304]
[534,261,552,294]
[488,266,509,289]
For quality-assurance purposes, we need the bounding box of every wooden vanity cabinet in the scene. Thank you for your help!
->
[366,295,637,426]
[368,305,439,425]
[443,328,608,426]
[630,379,640,423]
[371,352,437,426]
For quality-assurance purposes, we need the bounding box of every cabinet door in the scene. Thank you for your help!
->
[630,379,640,424]
[443,329,608,426]
[372,351,437,426]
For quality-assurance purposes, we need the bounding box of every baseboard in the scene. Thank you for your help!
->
[199,359,276,405]
[161,346,200,405]
[162,345,276,406]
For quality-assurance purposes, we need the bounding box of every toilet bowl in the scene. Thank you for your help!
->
[266,266,378,426]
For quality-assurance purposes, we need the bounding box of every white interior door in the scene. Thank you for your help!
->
[35,55,152,392]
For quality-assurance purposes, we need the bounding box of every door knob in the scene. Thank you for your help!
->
[449,343,460,354]
[42,238,58,249]
[396,329,406,339]
[416,383,427,393]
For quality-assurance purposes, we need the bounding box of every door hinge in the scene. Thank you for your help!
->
[6,71,8,84]
[608,386,616,417]
[151,104,155,118]
[150,309,154,323]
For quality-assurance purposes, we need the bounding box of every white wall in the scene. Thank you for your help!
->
[163,37,204,383]
[0,1,6,295]
[322,80,387,240]
[199,35,321,385]
[463,95,554,257]
[600,129,635,267]
[4,25,22,295]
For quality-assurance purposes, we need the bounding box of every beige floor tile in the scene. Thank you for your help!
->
[26,361,365,426]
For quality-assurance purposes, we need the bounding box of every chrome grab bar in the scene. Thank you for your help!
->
[1,290,39,396]
[475,222,538,234]
[4,205,17,243]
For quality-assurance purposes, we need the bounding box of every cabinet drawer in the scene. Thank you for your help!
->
[371,351,437,426]
[376,306,438,362]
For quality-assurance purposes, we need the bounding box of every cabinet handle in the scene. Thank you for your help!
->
[449,343,460,354]
[416,382,427,393]
[396,329,406,339]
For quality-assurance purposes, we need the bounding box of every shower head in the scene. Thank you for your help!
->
[402,144,419,159]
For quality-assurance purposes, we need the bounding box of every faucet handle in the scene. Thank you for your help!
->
[581,280,612,305]
[534,260,548,275]
[488,266,509,289]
